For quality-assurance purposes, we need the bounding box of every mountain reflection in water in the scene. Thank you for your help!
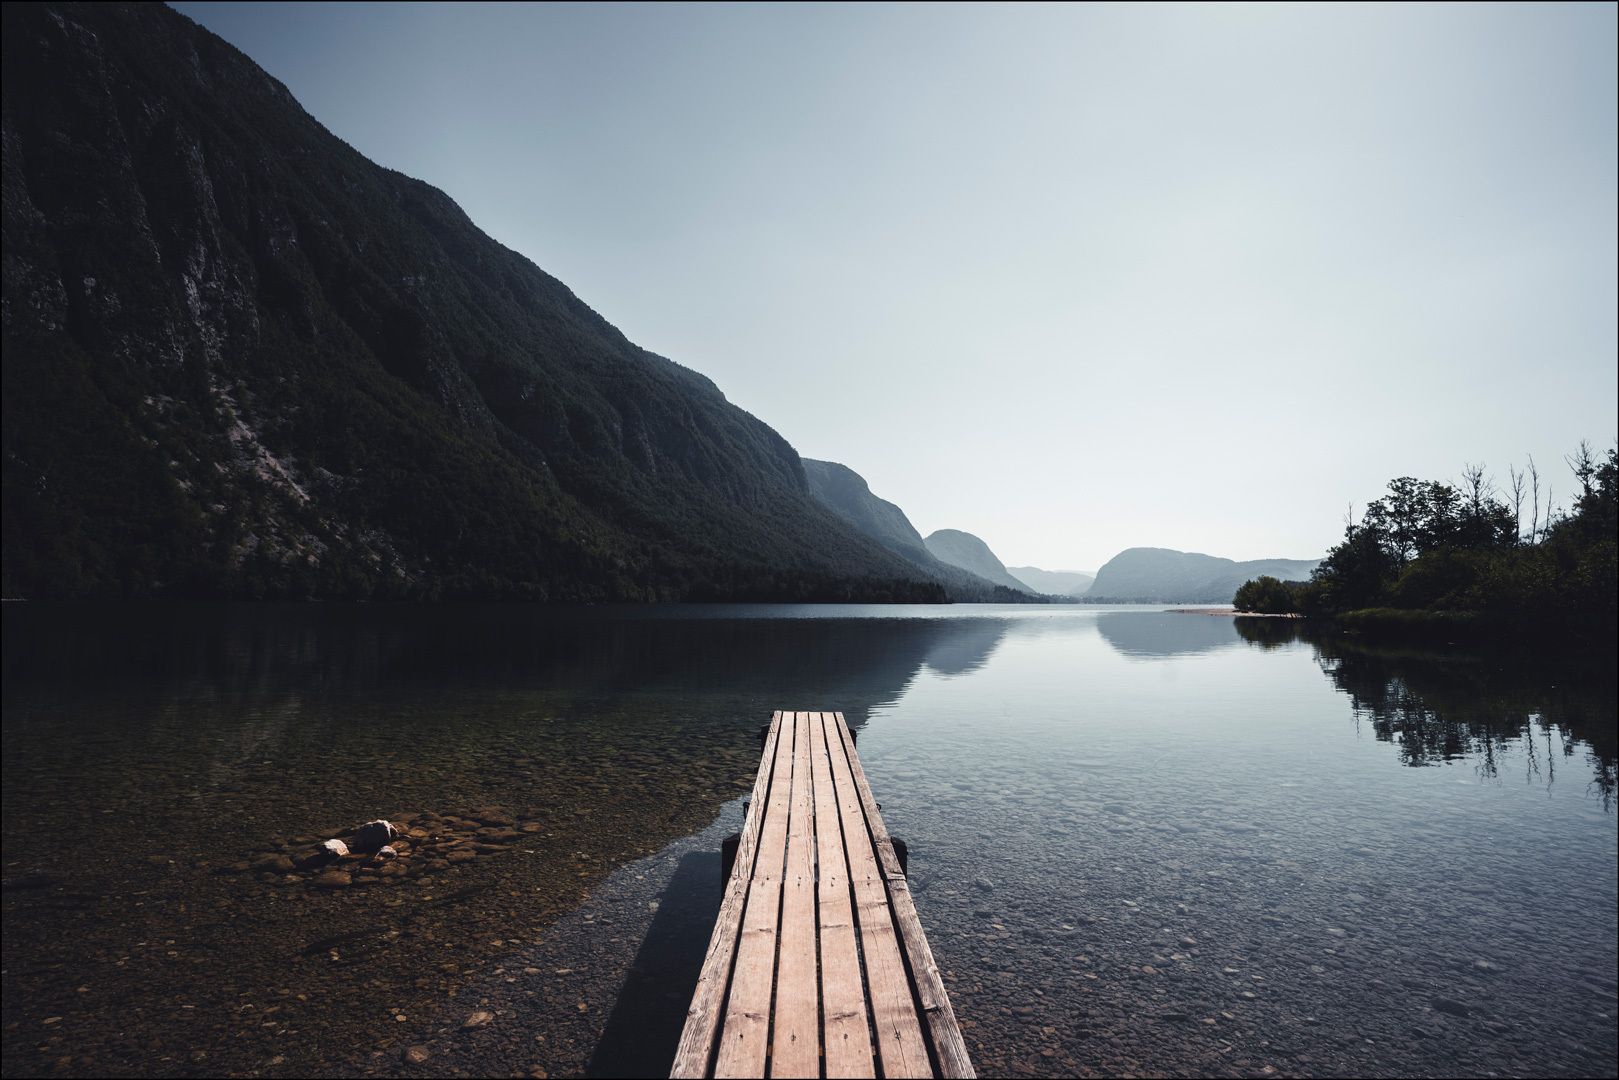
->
[3,603,1011,733]
[1094,609,1244,656]
[3,604,1615,1080]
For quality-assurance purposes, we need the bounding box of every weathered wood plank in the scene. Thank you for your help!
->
[835,713,977,1079]
[712,710,797,1079]
[812,711,876,1079]
[824,713,932,1079]
[670,711,783,1080]
[771,713,820,1078]
[676,709,973,1079]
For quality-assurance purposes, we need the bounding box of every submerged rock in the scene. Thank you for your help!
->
[250,854,295,874]
[351,820,396,854]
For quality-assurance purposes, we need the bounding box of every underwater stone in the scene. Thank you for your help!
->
[351,820,396,854]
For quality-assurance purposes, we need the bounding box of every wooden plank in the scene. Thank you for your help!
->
[824,712,933,1079]
[812,711,876,1079]
[835,713,977,1079]
[771,712,819,1078]
[712,709,798,1079]
[670,711,784,1080]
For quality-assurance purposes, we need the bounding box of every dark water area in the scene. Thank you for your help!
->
[2,604,1615,1079]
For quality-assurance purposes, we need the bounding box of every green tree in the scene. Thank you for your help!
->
[1233,575,1301,614]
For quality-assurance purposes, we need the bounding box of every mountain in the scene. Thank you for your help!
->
[803,459,1036,602]
[802,459,933,566]
[1006,566,1094,596]
[0,2,942,602]
[1086,548,1320,603]
[923,530,1036,594]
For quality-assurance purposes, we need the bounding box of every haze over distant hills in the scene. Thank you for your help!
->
[803,460,1035,602]
[1007,567,1095,596]
[923,530,1037,595]
[802,460,933,567]
[1086,549,1320,603]
[802,459,1319,604]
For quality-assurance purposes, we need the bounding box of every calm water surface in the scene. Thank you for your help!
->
[2,604,1614,1079]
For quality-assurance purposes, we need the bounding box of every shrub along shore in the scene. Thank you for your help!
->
[1234,443,1617,650]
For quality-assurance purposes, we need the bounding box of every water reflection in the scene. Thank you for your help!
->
[921,619,1008,676]
[1094,610,1243,656]
[3,603,1013,733]
[4,604,1616,1080]
[1232,617,1618,807]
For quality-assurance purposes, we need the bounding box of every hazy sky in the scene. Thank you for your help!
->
[172,1,1616,572]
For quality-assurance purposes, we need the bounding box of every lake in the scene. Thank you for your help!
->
[2,603,1614,1079]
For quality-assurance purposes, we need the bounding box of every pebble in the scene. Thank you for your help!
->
[1431,997,1470,1017]
[314,870,352,889]
[462,1010,494,1029]
[404,1045,431,1064]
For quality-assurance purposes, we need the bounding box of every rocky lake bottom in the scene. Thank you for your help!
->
[3,604,1615,1079]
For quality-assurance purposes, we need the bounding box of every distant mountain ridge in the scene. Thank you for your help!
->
[1007,566,1094,596]
[802,460,1036,602]
[923,530,1037,595]
[802,460,934,567]
[1087,548,1320,603]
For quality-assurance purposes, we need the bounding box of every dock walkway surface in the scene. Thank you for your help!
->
[671,711,974,1079]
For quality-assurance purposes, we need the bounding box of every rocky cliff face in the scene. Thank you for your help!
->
[1,2,937,600]
[1087,548,1320,603]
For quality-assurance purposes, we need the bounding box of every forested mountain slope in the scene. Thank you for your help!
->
[1,2,940,601]
[803,458,1035,602]
[923,529,1037,595]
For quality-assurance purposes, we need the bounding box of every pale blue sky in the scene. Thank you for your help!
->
[172,1,1617,572]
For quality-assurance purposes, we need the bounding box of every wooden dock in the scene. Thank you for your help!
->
[671,711,974,1079]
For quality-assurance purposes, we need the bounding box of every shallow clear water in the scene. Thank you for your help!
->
[2,603,1614,1078]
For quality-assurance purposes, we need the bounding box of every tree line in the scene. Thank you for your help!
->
[1234,441,1616,638]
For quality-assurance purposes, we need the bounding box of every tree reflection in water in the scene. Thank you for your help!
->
[1234,616,1617,809]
